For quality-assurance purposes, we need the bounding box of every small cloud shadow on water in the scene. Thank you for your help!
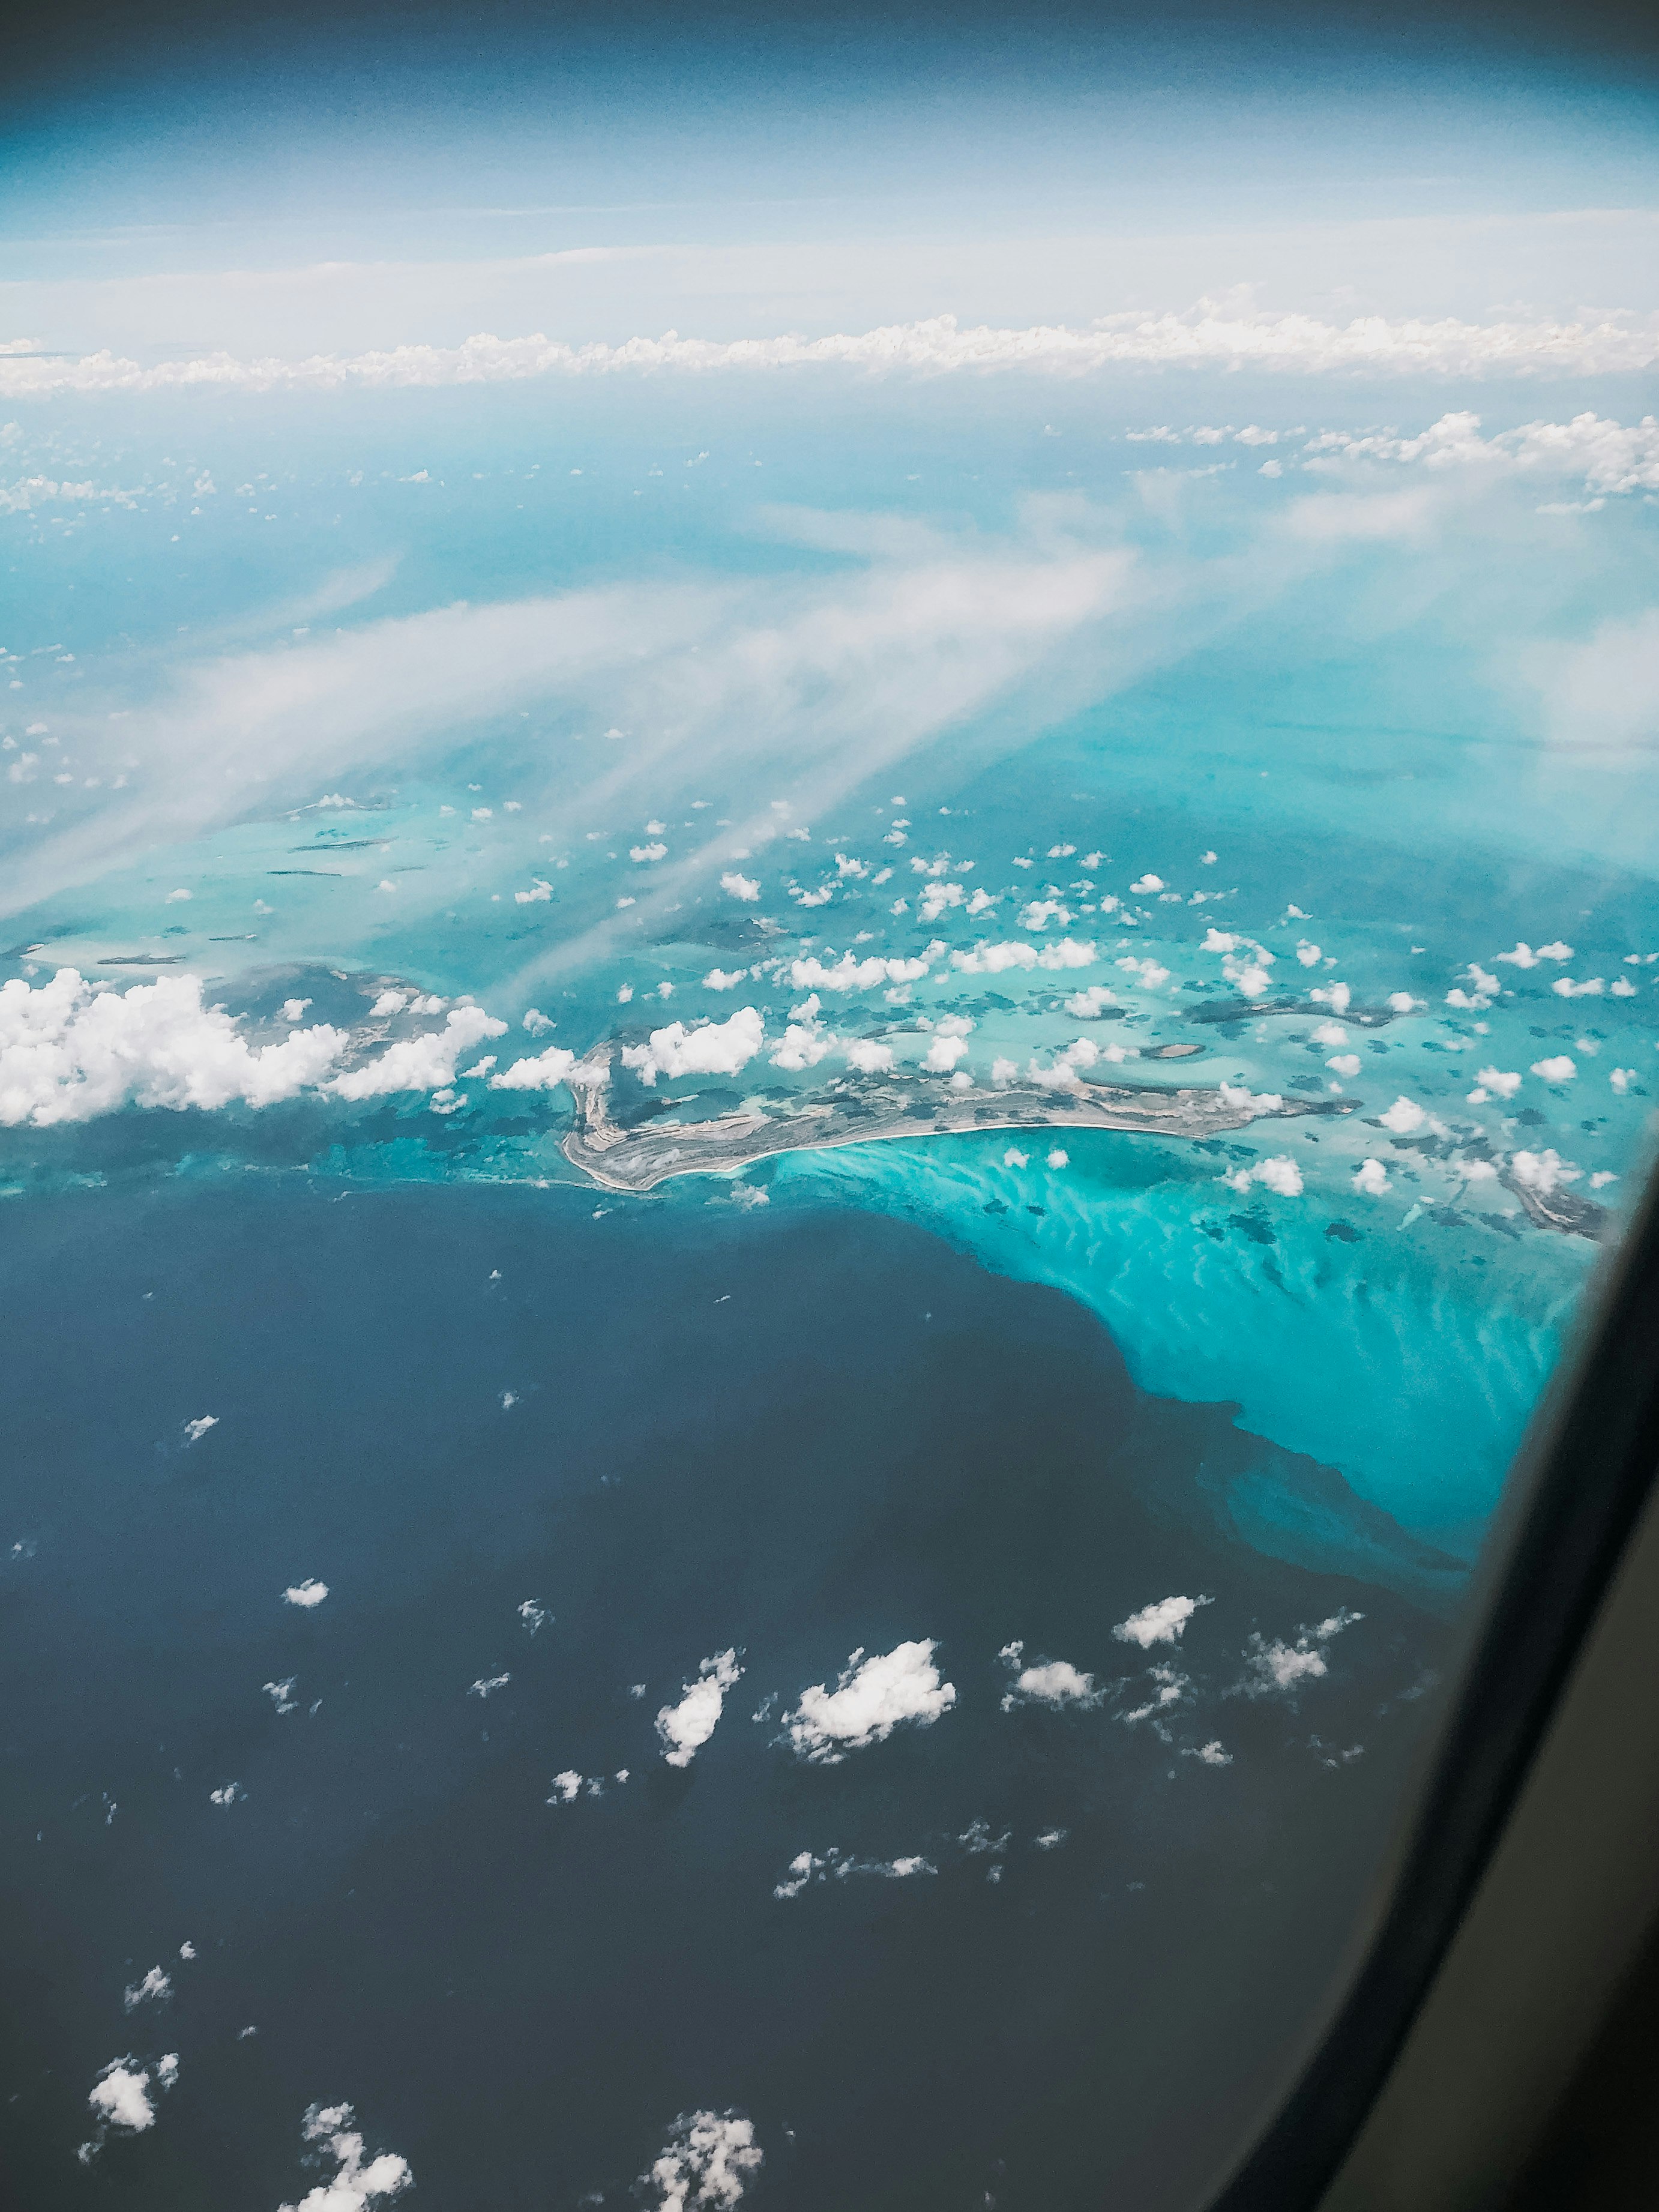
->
[645,1761,698,1814]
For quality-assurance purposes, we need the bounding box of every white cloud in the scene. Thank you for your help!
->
[782,1639,957,1763]
[774,1846,937,1897]
[88,2055,177,2134]
[1353,1157,1391,1195]
[720,871,760,901]
[1475,1065,1523,1099]
[11,312,1656,402]
[1303,409,1659,496]
[1113,1594,1211,1648]
[1242,1608,1362,1696]
[1185,1740,1234,1767]
[1047,1147,1069,1168]
[642,2111,762,2212]
[702,967,749,989]
[1378,1096,1427,1133]
[1063,984,1117,1016]
[791,950,935,992]
[283,1578,329,1608]
[622,1007,765,1086]
[1531,1055,1577,1083]
[630,842,668,863]
[1019,899,1071,931]
[918,879,965,923]
[1116,956,1171,990]
[332,1005,507,1098]
[1510,1148,1580,1194]
[923,1032,968,1073]
[122,1968,171,2012]
[488,1042,582,1091]
[1551,975,1604,998]
[845,1038,895,1073]
[277,2102,412,2212]
[184,1414,218,1444]
[1002,1146,1029,1167]
[998,1642,1100,1711]
[769,994,834,1071]
[950,937,1095,974]
[0,970,350,1126]
[1326,1053,1361,1077]
[1129,873,1164,894]
[1223,1154,1304,1197]
[547,1770,583,1804]
[656,1649,743,1768]
[1121,1662,1190,1725]
[1311,1019,1349,1045]
[209,1782,244,1806]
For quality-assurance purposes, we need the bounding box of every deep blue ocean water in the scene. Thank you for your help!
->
[0,1177,1453,2210]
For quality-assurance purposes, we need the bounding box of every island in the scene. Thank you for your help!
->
[561,1053,1356,1194]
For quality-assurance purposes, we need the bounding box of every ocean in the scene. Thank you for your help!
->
[1,1175,1454,2210]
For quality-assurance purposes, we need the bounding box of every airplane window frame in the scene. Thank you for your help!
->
[1203,1166,1659,2210]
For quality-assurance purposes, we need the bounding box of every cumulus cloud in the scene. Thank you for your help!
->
[642,2111,762,2212]
[8,310,1654,401]
[277,2102,412,2212]
[122,1968,171,2012]
[622,1007,765,1086]
[950,937,1095,974]
[0,969,351,1126]
[845,1038,895,1073]
[1302,409,1659,496]
[88,2054,178,2136]
[1531,1055,1577,1083]
[487,1041,582,1091]
[331,1005,507,1098]
[1185,1740,1234,1767]
[1223,1154,1304,1196]
[720,872,760,901]
[283,1578,328,1607]
[998,1639,1101,1710]
[1113,1594,1211,1648]
[1353,1157,1391,1195]
[775,1847,937,1896]
[1241,1608,1362,1697]
[781,1639,957,1763]
[923,1032,968,1073]
[1510,1147,1581,1194]
[790,950,935,992]
[1121,1662,1191,1726]
[656,1649,743,1767]
[1378,1096,1427,1133]
[1469,1065,1522,1102]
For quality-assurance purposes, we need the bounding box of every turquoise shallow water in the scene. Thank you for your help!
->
[772,1133,1575,1544]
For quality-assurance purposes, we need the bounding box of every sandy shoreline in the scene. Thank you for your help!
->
[560,1056,1356,1194]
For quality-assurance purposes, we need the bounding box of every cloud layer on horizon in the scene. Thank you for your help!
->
[5,304,1658,399]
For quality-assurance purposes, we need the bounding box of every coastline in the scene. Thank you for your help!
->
[560,1054,1356,1194]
